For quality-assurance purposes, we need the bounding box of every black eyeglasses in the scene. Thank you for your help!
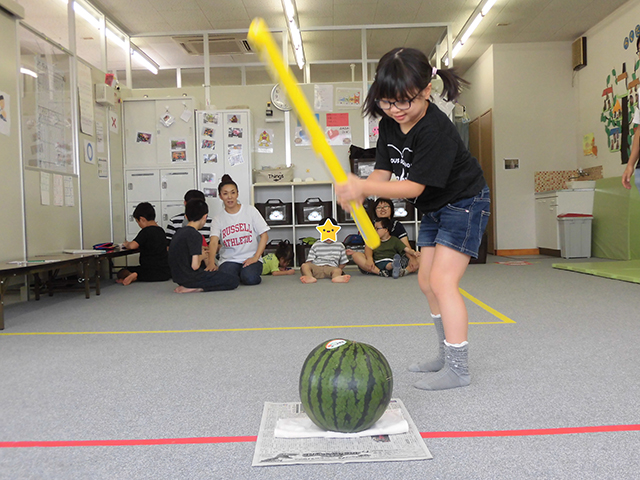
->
[375,91,421,111]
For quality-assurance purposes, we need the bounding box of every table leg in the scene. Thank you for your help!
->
[0,277,7,330]
[94,258,102,296]
[82,261,91,299]
[33,273,42,300]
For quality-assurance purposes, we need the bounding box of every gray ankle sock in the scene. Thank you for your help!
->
[414,342,470,391]
[408,314,445,372]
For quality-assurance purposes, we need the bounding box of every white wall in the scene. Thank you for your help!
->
[0,6,24,262]
[493,42,578,250]
[575,0,640,177]
[461,45,494,121]
[461,42,577,250]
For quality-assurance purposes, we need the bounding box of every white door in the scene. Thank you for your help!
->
[155,99,195,166]
[161,168,195,201]
[161,201,186,229]
[126,169,160,202]
[123,100,158,167]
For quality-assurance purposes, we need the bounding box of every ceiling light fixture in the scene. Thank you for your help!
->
[446,0,498,62]
[281,0,306,69]
[20,67,38,78]
[131,48,159,75]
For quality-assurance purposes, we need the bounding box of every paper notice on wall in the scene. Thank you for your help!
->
[314,84,333,111]
[96,121,105,153]
[40,172,50,205]
[64,176,75,206]
[77,62,94,136]
[326,126,351,146]
[228,144,244,166]
[53,174,64,206]
[0,90,11,136]
[98,158,108,178]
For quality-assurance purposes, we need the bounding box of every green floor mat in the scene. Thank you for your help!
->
[552,259,640,284]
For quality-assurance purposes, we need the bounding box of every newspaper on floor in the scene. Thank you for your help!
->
[252,398,432,466]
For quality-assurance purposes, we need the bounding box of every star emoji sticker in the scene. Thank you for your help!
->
[316,218,341,242]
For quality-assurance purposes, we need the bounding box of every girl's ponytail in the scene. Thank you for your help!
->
[432,67,470,103]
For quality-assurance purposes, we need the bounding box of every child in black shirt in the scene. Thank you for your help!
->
[118,202,171,285]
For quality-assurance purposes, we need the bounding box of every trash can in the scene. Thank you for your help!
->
[557,213,593,259]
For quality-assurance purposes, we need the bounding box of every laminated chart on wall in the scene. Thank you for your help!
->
[27,57,74,174]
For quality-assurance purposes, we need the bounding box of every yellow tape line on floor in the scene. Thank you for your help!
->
[0,289,514,335]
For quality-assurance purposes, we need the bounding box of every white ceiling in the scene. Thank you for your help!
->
[16,0,631,88]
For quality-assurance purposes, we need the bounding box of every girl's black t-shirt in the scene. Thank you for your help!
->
[374,102,486,214]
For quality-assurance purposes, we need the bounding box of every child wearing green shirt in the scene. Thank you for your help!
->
[347,217,419,278]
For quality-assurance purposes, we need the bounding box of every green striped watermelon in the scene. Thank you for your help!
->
[299,339,393,433]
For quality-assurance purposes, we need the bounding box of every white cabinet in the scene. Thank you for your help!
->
[196,110,253,220]
[122,98,198,240]
[535,189,595,253]
[161,169,195,201]
[124,98,195,167]
[126,170,160,203]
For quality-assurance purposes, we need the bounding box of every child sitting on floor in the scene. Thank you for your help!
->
[262,240,295,276]
[347,218,418,278]
[300,217,350,284]
[118,202,171,285]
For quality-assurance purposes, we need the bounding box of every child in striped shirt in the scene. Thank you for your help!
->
[300,217,350,284]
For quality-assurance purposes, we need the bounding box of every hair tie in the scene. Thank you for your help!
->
[432,66,438,77]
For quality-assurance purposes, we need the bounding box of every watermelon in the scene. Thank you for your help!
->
[299,338,393,433]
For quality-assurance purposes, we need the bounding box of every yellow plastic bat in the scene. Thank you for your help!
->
[248,18,380,250]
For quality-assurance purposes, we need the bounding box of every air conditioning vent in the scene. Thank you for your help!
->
[173,35,253,56]
[572,36,587,71]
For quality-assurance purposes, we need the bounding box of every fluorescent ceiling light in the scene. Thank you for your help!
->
[281,0,306,69]
[451,42,463,59]
[20,67,38,78]
[482,0,497,16]
[73,1,101,29]
[106,25,127,51]
[460,13,483,45]
[131,48,158,75]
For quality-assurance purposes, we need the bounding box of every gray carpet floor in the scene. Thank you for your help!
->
[1,254,639,479]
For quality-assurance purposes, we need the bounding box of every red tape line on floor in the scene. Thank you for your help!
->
[1,425,639,448]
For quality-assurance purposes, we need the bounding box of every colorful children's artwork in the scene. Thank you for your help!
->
[203,153,218,163]
[203,188,217,198]
[160,112,175,128]
[171,151,187,162]
[203,113,218,124]
[227,114,240,124]
[335,88,361,108]
[325,126,352,146]
[203,127,215,138]
[294,126,311,146]
[136,132,153,144]
[228,127,243,138]
[170,138,186,150]
[368,115,379,144]
[583,133,598,157]
[256,128,274,153]
[201,173,216,184]
[201,139,215,149]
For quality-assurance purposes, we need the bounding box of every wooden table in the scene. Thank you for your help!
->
[0,249,140,330]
